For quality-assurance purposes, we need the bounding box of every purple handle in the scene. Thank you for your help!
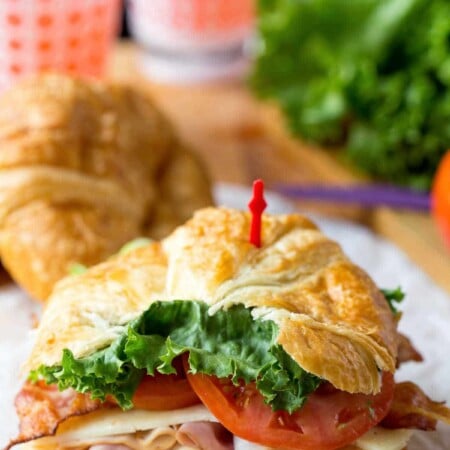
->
[275,184,431,211]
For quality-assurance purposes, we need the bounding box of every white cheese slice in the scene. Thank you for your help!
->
[56,405,217,441]
[354,427,413,450]
[234,427,412,450]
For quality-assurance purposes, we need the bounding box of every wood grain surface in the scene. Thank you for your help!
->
[108,43,450,295]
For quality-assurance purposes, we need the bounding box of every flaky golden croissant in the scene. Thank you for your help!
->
[0,74,212,301]
[25,207,397,394]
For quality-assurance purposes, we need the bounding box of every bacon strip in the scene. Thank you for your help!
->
[382,382,450,431]
[396,333,422,367]
[9,381,104,447]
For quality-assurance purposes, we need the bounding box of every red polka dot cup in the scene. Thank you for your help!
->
[0,0,121,90]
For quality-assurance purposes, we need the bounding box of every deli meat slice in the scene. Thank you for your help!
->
[382,382,450,431]
[176,421,233,450]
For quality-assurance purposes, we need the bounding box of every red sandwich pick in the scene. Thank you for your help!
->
[248,179,267,248]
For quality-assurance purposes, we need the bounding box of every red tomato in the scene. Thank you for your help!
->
[132,359,200,410]
[185,361,394,450]
[432,151,450,248]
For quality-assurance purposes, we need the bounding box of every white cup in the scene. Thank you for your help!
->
[127,0,255,83]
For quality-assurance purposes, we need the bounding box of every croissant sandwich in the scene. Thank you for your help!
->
[9,208,450,450]
[0,74,212,302]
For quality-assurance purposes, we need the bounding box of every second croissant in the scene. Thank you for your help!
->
[0,74,213,301]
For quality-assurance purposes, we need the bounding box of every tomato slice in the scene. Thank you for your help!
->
[132,359,200,411]
[184,358,394,450]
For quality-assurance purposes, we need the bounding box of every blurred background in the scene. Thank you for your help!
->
[0,0,448,291]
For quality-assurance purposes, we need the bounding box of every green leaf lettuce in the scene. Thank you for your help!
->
[31,301,321,414]
[381,287,405,314]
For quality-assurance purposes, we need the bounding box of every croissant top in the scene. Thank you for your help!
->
[26,207,398,395]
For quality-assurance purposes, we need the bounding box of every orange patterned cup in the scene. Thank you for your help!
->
[127,0,255,82]
[0,0,121,90]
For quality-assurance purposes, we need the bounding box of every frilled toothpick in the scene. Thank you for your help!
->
[248,179,267,248]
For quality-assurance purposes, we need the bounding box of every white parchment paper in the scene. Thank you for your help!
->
[1,183,449,449]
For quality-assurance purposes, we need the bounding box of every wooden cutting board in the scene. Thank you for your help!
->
[109,43,450,295]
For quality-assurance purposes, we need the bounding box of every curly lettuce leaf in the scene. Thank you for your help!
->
[252,0,450,190]
[119,238,153,255]
[381,287,405,314]
[31,301,321,414]
[67,262,88,276]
